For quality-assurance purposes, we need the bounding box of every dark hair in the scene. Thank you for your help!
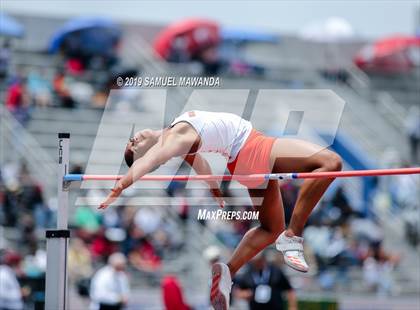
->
[124,147,134,167]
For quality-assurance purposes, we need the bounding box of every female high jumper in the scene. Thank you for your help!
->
[99,110,342,310]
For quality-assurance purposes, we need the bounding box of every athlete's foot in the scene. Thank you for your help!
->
[275,231,309,273]
[210,263,232,310]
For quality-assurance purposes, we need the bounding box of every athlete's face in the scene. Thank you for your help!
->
[128,129,158,158]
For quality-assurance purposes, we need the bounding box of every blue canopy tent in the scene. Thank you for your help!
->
[48,17,121,55]
[0,13,25,38]
[221,27,278,44]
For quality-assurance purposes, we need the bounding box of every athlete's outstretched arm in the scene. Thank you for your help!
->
[99,132,191,209]
[184,153,225,207]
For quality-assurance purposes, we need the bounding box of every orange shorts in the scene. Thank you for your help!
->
[227,129,277,188]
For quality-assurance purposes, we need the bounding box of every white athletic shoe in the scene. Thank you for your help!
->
[275,231,309,273]
[210,262,232,310]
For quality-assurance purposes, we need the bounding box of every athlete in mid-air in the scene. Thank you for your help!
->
[99,110,342,310]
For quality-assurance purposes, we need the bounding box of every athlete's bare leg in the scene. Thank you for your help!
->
[270,138,342,237]
[225,138,341,276]
[226,180,285,276]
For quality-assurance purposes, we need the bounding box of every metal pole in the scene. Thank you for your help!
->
[45,133,70,310]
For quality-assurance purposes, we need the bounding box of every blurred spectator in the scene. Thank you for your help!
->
[316,224,359,288]
[234,252,297,310]
[209,205,251,249]
[403,210,420,247]
[133,207,162,235]
[194,45,222,75]
[102,206,125,229]
[89,252,130,310]
[349,217,383,244]
[161,275,191,310]
[0,40,11,80]
[320,69,349,84]
[53,70,76,108]
[1,161,52,229]
[0,174,19,227]
[5,77,31,124]
[19,214,37,250]
[405,105,420,165]
[392,162,419,208]
[0,250,24,310]
[125,224,162,273]
[65,58,85,75]
[90,228,118,263]
[74,205,101,236]
[213,218,243,249]
[22,244,46,279]
[203,245,221,265]
[363,243,400,295]
[1,162,19,190]
[329,186,355,225]
[67,80,95,106]
[68,238,93,297]
[27,70,52,107]
[19,166,52,229]
[166,36,190,63]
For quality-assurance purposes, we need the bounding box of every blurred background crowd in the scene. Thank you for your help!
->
[1,1,420,309]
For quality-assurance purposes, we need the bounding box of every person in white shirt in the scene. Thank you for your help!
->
[0,259,23,310]
[99,110,342,310]
[89,253,130,310]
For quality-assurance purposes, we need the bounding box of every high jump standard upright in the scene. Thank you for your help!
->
[45,133,70,310]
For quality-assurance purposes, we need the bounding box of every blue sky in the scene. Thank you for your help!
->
[2,0,419,38]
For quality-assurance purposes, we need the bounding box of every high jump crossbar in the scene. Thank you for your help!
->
[63,167,420,182]
[45,133,420,310]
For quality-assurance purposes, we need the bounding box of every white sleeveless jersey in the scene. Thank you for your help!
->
[171,110,252,162]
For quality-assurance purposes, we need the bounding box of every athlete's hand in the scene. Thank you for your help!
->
[210,188,226,208]
[99,185,123,210]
